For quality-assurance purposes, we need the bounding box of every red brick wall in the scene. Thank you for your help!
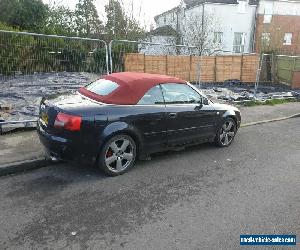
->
[255,14,300,55]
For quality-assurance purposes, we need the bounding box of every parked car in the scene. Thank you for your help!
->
[37,72,241,176]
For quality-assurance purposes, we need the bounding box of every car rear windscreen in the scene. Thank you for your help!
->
[85,79,119,96]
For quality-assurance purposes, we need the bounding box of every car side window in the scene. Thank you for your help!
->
[137,85,164,105]
[161,83,202,104]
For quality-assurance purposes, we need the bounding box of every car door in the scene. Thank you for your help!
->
[160,83,217,147]
[133,85,168,154]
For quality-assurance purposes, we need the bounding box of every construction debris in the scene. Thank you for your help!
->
[0,73,299,131]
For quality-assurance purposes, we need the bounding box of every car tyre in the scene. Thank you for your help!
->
[98,134,137,176]
[215,117,237,147]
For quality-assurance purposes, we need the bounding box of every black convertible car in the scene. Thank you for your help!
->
[38,72,241,176]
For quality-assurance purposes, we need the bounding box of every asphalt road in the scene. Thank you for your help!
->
[1,118,299,250]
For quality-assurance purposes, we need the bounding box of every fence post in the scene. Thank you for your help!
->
[254,53,265,98]
[240,54,244,82]
[166,55,168,75]
[189,55,192,82]
[105,43,109,75]
[271,53,275,83]
[292,57,297,86]
[143,54,146,73]
[109,40,113,73]
[214,55,217,82]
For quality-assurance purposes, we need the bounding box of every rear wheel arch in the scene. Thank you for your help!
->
[118,130,141,156]
[98,134,137,176]
[98,123,143,158]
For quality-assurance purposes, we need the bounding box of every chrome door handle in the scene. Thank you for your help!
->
[169,113,177,118]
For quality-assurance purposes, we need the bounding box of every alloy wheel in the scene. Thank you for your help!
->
[104,137,135,173]
[219,120,236,146]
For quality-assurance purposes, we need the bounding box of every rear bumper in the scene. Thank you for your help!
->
[37,126,96,165]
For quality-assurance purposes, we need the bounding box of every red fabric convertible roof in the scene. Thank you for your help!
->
[79,72,187,105]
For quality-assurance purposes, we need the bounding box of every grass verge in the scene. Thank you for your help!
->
[242,98,299,107]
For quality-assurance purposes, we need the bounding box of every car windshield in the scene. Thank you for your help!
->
[161,83,202,104]
[85,79,119,96]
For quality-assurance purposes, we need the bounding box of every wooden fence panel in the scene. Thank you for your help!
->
[145,55,167,75]
[241,55,260,82]
[167,55,190,81]
[124,53,145,72]
[124,53,260,83]
[276,56,298,85]
[190,56,215,82]
[216,56,242,82]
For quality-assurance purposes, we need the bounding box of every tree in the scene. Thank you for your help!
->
[74,0,103,37]
[105,0,145,40]
[125,16,145,41]
[258,23,285,55]
[105,0,127,40]
[0,0,48,32]
[181,12,221,55]
[45,5,76,36]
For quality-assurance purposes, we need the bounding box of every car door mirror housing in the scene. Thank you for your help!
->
[203,98,209,105]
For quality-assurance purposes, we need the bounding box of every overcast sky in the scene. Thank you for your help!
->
[43,0,181,29]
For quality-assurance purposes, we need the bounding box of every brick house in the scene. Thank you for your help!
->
[255,0,300,55]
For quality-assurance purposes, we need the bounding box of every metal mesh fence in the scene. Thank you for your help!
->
[109,39,198,74]
[0,30,109,79]
[0,30,109,129]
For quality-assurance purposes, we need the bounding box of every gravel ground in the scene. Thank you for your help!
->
[0,72,100,123]
[0,73,299,127]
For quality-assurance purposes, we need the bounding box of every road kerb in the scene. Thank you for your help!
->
[241,113,300,128]
[0,158,51,177]
[1,113,299,177]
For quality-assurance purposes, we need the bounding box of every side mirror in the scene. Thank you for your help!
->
[195,98,203,110]
[203,98,209,105]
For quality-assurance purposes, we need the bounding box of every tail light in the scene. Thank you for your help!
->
[54,112,82,131]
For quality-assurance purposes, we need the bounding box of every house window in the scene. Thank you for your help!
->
[283,33,293,45]
[263,2,273,23]
[233,32,246,53]
[263,14,272,23]
[172,13,176,21]
[261,33,270,46]
[238,0,247,13]
[213,32,223,44]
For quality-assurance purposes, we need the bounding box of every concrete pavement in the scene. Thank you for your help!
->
[0,118,299,249]
[0,131,44,165]
[0,102,299,175]
[239,102,300,124]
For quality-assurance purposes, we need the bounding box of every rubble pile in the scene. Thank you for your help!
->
[0,73,299,131]
[0,72,99,125]
[199,82,299,104]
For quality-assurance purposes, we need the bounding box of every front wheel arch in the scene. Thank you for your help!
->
[227,115,238,128]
